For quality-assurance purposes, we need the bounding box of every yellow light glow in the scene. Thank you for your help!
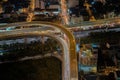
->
[60,0,69,25]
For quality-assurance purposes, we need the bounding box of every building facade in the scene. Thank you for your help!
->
[68,0,79,8]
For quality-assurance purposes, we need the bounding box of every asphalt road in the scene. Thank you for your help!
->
[0,21,78,80]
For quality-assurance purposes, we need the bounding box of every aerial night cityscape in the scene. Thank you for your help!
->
[0,0,120,80]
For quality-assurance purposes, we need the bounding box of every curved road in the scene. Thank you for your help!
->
[0,21,78,80]
[0,32,70,80]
